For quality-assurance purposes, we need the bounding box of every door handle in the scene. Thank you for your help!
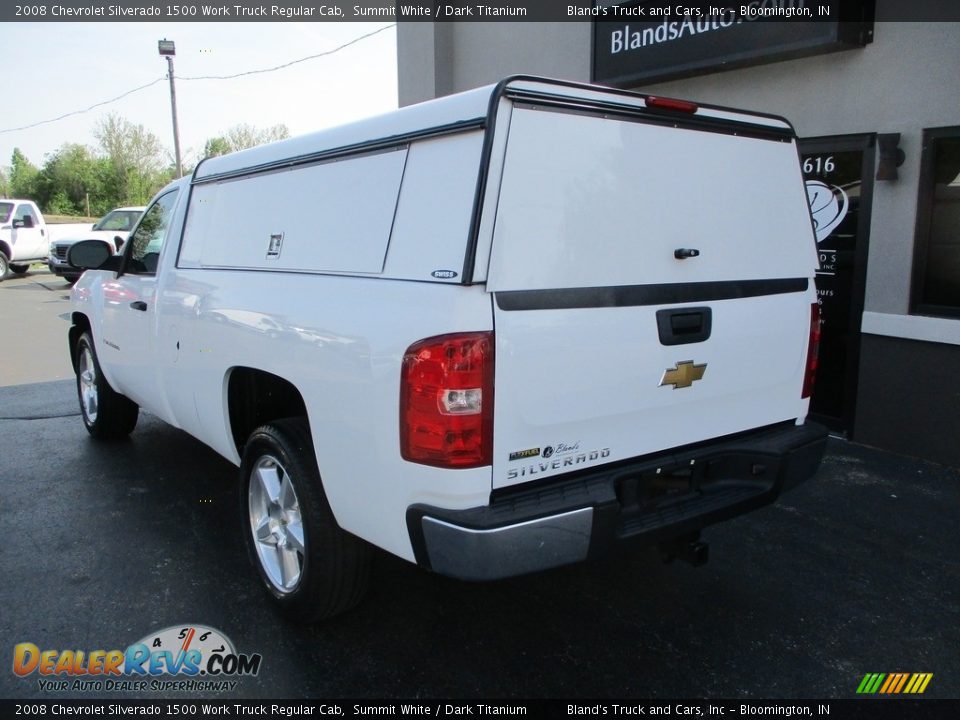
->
[656,307,712,346]
[130,301,147,312]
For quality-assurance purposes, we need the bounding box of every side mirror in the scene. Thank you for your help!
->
[12,218,27,229]
[68,239,116,270]
[114,235,125,252]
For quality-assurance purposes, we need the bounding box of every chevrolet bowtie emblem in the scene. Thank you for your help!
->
[660,360,707,389]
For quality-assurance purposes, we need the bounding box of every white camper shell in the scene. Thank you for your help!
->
[69,77,827,621]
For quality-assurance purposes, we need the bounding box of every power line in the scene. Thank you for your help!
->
[0,24,396,136]
[178,24,395,81]
[0,78,166,135]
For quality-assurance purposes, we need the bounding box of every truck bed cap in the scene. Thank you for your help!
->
[192,77,793,183]
[194,83,496,182]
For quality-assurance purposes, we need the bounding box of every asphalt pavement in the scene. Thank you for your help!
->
[0,268,74,387]
[1,379,958,700]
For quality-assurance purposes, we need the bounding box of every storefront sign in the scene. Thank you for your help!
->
[592,1,873,87]
[799,135,874,433]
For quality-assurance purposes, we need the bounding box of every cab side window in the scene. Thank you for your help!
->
[14,204,38,227]
[126,191,178,275]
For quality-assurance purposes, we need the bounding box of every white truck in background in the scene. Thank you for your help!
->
[66,77,828,622]
[0,199,92,279]
[47,206,145,283]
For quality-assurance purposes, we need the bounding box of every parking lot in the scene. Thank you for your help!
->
[1,268,959,700]
[0,268,74,387]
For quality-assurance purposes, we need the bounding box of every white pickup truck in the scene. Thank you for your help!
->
[47,206,145,283]
[0,199,92,279]
[67,77,827,621]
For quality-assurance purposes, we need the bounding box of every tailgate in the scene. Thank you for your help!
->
[485,102,818,490]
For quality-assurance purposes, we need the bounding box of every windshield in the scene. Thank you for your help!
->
[0,202,12,223]
[92,210,142,232]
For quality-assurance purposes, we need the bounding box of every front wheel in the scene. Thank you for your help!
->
[74,332,139,440]
[0,251,9,280]
[240,418,370,622]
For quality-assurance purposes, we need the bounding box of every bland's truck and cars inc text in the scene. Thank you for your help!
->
[65,77,827,622]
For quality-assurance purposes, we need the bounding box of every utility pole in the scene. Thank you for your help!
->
[158,39,183,178]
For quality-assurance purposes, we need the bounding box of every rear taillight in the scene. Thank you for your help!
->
[802,303,821,399]
[400,332,494,469]
[645,95,699,114]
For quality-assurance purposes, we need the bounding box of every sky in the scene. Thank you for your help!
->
[0,22,398,173]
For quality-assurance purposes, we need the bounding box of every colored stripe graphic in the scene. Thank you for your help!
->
[905,673,934,694]
[857,673,932,694]
[880,673,907,693]
[856,673,884,694]
[893,673,910,693]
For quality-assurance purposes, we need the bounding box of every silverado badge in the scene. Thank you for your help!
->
[660,360,707,389]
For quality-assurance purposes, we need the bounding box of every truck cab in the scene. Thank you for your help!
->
[0,199,47,278]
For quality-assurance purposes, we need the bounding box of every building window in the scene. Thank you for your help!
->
[913,127,960,318]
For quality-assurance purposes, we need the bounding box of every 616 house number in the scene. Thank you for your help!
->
[803,156,836,175]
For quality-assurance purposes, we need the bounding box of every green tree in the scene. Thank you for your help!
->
[9,148,39,198]
[46,190,78,216]
[94,113,166,205]
[34,143,106,215]
[203,123,290,158]
[202,136,232,158]
[0,166,9,197]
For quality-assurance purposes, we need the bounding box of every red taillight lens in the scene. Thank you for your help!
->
[802,303,821,399]
[645,95,699,114]
[400,332,494,468]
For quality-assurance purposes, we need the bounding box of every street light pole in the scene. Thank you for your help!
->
[158,39,183,178]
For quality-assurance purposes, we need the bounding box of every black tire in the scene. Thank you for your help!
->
[65,275,80,285]
[74,332,139,440]
[8,263,29,275]
[240,418,370,622]
[0,251,9,280]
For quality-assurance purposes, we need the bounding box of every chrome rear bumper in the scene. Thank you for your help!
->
[407,421,827,581]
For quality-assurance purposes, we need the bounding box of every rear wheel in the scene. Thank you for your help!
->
[0,251,9,280]
[241,418,370,622]
[74,332,139,440]
[8,263,29,275]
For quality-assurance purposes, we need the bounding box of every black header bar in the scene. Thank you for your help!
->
[1,699,959,719]
[3,1,959,22]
